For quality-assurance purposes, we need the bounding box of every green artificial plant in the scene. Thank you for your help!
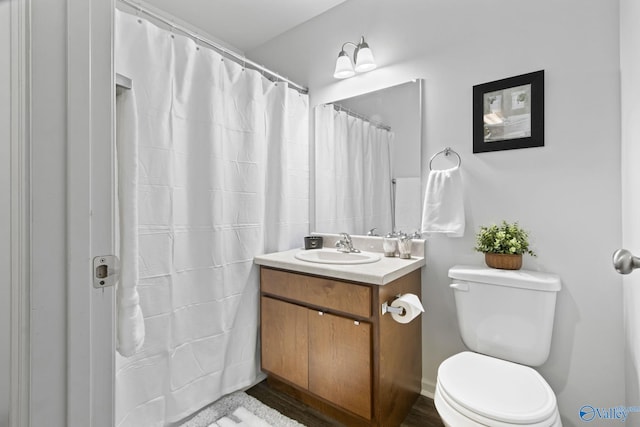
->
[474,221,536,256]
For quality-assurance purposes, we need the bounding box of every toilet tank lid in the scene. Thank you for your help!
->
[449,265,561,292]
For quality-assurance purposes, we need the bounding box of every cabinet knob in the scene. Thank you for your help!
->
[354,321,360,326]
[318,311,324,316]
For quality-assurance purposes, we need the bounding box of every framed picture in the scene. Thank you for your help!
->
[473,70,544,153]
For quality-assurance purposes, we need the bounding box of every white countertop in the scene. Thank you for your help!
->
[254,247,425,286]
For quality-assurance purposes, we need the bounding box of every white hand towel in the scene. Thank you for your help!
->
[394,177,421,232]
[421,167,465,237]
[116,88,145,357]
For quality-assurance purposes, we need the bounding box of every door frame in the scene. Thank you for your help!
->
[9,0,30,425]
[620,0,640,407]
[66,0,116,425]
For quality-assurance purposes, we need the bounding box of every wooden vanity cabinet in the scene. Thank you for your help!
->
[260,266,422,427]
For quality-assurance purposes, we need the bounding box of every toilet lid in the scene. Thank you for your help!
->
[438,352,557,425]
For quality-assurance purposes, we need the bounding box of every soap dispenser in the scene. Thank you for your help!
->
[398,233,413,259]
[383,232,398,257]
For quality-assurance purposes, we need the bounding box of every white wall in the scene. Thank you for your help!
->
[620,0,640,408]
[0,1,12,425]
[249,1,624,425]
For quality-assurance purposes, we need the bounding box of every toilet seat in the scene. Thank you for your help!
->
[435,352,561,427]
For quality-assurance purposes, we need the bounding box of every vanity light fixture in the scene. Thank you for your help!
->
[333,36,377,79]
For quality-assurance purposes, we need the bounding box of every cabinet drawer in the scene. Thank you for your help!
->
[261,268,371,318]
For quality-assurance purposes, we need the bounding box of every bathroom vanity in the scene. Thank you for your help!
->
[254,238,425,427]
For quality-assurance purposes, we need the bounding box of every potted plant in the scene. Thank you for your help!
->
[474,221,536,270]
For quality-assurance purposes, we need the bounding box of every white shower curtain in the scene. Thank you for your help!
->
[315,105,393,235]
[114,10,309,426]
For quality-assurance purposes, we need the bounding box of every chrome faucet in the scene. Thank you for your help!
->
[335,232,360,253]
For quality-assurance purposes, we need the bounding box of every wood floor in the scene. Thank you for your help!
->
[246,380,444,427]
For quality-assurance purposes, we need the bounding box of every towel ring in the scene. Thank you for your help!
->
[429,147,461,170]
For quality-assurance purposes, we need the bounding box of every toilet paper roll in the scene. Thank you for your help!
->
[390,293,425,324]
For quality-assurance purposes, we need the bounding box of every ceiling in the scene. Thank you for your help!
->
[142,0,349,52]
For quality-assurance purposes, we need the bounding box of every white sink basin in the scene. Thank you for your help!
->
[295,249,381,265]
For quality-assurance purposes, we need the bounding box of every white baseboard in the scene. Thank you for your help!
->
[420,378,436,399]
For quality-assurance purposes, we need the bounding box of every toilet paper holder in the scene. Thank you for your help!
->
[381,296,406,316]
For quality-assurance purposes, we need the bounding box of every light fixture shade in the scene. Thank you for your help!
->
[333,51,355,79]
[354,45,376,73]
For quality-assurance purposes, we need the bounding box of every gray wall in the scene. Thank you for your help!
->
[1,1,11,424]
[249,1,624,425]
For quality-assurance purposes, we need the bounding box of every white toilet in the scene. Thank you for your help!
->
[434,265,562,427]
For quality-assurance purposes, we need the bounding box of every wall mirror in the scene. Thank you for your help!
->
[313,79,423,236]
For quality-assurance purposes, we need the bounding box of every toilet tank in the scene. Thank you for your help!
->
[448,265,561,366]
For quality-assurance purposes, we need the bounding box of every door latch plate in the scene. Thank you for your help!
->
[93,255,119,289]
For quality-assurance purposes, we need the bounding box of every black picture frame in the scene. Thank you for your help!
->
[473,70,544,153]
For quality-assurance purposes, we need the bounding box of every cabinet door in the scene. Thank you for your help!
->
[308,311,372,420]
[261,297,309,389]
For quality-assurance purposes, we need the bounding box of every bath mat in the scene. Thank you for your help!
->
[179,391,305,427]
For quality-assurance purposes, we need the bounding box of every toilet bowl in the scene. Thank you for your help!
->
[435,266,563,426]
[434,352,561,427]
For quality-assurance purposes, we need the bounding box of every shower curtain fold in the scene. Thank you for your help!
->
[115,10,309,427]
[116,87,146,357]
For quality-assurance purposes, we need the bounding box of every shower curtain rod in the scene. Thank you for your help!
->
[117,0,309,94]
[331,103,392,132]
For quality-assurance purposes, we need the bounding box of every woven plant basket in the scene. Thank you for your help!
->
[484,253,522,270]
